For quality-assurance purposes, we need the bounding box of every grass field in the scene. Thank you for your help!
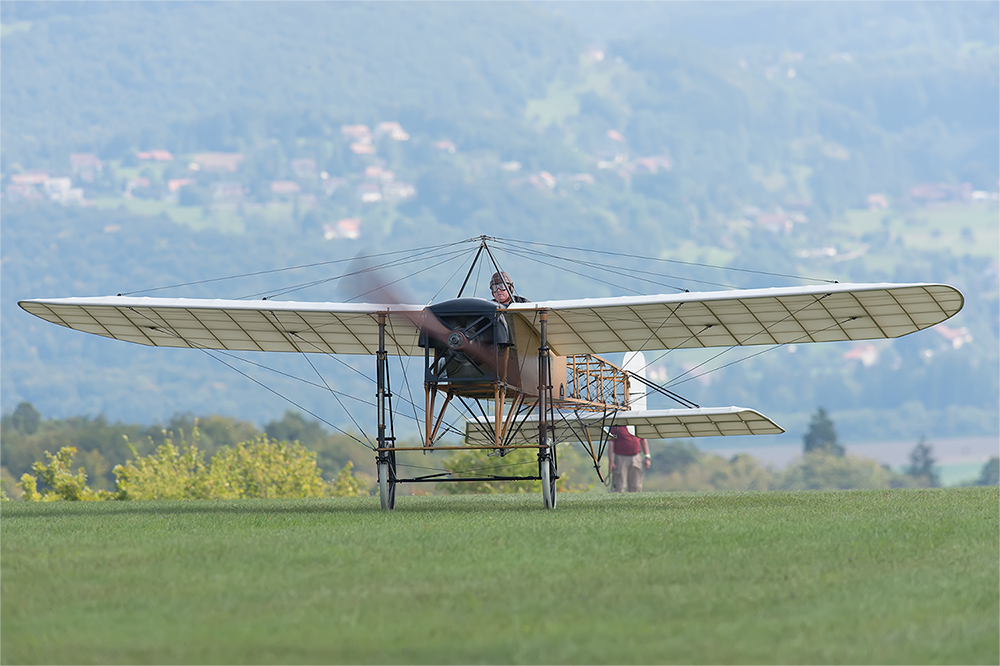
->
[2,488,997,664]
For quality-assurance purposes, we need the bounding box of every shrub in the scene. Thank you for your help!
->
[329,460,368,497]
[646,450,775,492]
[114,433,212,500]
[437,445,593,494]
[776,450,898,490]
[206,436,326,499]
[18,447,114,501]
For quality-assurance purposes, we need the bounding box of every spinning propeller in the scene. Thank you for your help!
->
[343,255,505,374]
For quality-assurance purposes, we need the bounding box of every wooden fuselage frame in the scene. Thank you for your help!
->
[422,306,630,450]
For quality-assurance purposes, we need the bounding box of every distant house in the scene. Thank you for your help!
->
[606,129,625,143]
[755,210,791,233]
[341,124,372,142]
[168,178,193,193]
[909,182,973,202]
[70,153,103,182]
[375,121,409,141]
[324,217,361,240]
[45,177,73,196]
[357,182,382,203]
[365,166,394,182]
[434,140,456,154]
[45,177,84,204]
[191,153,244,173]
[350,142,376,155]
[136,150,174,162]
[934,324,973,349]
[866,193,889,210]
[269,181,301,196]
[635,155,672,174]
[382,181,416,201]
[10,172,49,185]
[843,343,878,367]
[5,183,42,201]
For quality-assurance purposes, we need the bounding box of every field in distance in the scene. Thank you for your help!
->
[2,488,997,664]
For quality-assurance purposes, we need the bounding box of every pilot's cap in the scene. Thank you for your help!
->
[490,272,513,288]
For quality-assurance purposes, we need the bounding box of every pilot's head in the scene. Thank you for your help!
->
[490,271,514,305]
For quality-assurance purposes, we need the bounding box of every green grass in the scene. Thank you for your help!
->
[2,488,997,664]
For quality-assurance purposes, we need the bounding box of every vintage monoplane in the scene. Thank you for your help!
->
[18,237,964,509]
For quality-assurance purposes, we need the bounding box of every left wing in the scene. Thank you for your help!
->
[507,282,963,356]
[18,296,429,356]
[464,407,784,445]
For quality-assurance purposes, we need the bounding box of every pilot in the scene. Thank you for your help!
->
[489,272,528,307]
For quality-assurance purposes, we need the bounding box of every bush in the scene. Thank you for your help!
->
[18,447,115,501]
[205,436,326,499]
[114,434,212,500]
[438,445,594,494]
[646,451,775,492]
[329,460,368,498]
[776,450,899,490]
[18,429,358,501]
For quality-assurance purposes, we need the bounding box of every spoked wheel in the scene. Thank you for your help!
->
[539,450,557,510]
[378,450,396,510]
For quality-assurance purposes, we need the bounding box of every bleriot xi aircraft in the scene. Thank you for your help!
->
[19,236,964,509]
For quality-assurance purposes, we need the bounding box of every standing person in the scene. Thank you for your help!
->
[608,425,650,492]
[489,271,528,306]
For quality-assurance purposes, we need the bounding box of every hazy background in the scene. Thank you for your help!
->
[2,2,997,464]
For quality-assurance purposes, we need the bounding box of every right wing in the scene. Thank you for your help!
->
[506,282,964,356]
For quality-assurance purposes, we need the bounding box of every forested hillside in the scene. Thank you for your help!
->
[2,2,997,446]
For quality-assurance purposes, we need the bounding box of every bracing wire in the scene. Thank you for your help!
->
[114,234,849,458]
[666,316,859,391]
[661,294,834,389]
[495,241,697,293]
[119,240,473,297]
[492,237,839,286]
[254,245,475,301]
[124,306,374,448]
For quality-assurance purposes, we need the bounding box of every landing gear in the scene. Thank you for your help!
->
[376,312,397,511]
[378,449,396,511]
[540,449,556,510]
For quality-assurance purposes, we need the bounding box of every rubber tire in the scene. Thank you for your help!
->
[540,455,556,510]
[378,453,396,510]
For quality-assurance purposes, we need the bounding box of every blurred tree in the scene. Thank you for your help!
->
[650,440,699,475]
[977,456,999,486]
[803,407,845,456]
[905,436,940,487]
[10,401,41,435]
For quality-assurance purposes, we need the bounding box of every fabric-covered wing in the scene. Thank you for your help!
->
[508,282,963,355]
[464,407,783,445]
[18,296,428,356]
